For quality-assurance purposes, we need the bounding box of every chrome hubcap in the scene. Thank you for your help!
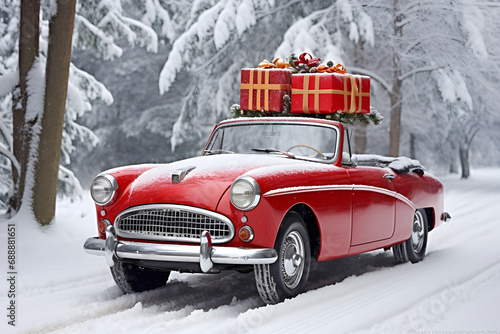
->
[281,231,305,289]
[411,211,425,253]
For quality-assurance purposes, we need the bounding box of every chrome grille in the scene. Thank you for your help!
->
[115,204,234,244]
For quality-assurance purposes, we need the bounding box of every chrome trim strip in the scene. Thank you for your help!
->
[211,247,277,265]
[83,237,106,255]
[264,185,353,197]
[353,185,416,211]
[83,237,278,266]
[116,242,278,265]
[199,231,213,272]
[115,204,235,244]
[116,242,200,262]
[264,184,416,210]
[105,225,118,267]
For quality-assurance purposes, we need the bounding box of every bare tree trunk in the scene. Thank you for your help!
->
[458,120,479,180]
[11,0,40,212]
[355,125,367,154]
[353,40,367,154]
[389,0,403,157]
[459,146,470,179]
[32,0,76,225]
[449,141,459,174]
[409,133,416,159]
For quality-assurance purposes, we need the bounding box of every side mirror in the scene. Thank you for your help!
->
[342,152,357,167]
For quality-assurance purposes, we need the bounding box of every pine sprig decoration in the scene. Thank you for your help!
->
[231,103,383,126]
[232,104,271,118]
[283,95,291,114]
[322,108,383,125]
[230,104,242,118]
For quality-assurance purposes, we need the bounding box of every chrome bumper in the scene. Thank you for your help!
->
[83,226,277,273]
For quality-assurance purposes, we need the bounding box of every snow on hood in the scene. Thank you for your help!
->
[127,154,304,210]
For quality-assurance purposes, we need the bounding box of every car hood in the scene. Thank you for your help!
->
[126,154,304,211]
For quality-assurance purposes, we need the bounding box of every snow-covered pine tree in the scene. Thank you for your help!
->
[0,0,162,219]
[134,0,176,42]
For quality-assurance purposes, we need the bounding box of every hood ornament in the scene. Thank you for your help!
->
[172,166,196,183]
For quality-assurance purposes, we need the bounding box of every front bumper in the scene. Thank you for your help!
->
[83,226,277,273]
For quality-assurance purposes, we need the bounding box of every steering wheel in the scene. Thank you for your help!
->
[286,144,326,158]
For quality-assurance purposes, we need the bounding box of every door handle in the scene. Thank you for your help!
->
[383,174,395,181]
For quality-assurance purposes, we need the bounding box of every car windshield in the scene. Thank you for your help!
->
[204,121,339,162]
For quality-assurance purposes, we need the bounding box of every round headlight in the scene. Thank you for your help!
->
[90,174,118,205]
[230,176,260,211]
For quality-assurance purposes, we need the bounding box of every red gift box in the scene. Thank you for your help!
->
[291,73,370,114]
[240,68,292,112]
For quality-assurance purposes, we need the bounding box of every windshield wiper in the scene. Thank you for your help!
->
[251,148,296,159]
[203,149,234,155]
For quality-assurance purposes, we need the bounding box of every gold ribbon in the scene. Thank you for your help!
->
[240,69,290,111]
[292,74,369,114]
[258,58,291,69]
[317,63,346,74]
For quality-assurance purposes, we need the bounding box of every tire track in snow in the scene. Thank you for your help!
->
[18,270,110,297]
[21,271,261,333]
[22,284,183,333]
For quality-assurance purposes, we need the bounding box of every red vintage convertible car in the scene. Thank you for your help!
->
[84,117,449,304]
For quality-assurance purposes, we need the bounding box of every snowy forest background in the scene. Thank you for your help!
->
[1,0,500,218]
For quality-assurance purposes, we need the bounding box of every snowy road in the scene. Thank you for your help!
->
[1,169,499,333]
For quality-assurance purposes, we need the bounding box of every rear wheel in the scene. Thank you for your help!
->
[111,262,170,293]
[393,209,428,264]
[254,212,311,304]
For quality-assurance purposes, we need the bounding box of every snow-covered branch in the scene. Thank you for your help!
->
[159,0,270,94]
[159,1,224,94]
[121,16,158,53]
[348,66,392,94]
[0,141,19,175]
[141,0,176,41]
[274,1,374,63]
[0,113,13,150]
[399,66,441,81]
[402,33,465,56]
[74,14,123,60]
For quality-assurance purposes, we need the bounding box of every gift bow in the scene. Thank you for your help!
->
[317,63,346,74]
[259,58,291,69]
[294,52,321,67]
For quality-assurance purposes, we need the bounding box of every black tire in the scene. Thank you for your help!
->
[110,262,170,293]
[393,209,428,264]
[254,212,311,304]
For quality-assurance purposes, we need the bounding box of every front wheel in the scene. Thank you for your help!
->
[393,209,428,264]
[111,262,170,293]
[254,212,311,304]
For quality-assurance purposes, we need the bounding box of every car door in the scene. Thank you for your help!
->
[346,166,396,245]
